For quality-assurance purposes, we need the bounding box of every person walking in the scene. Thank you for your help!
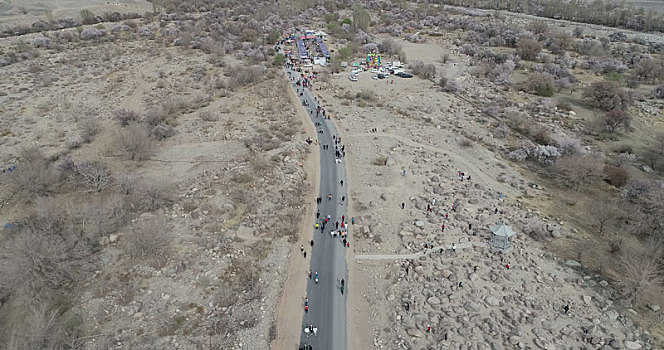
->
[441,224,445,232]
[401,202,405,209]
[452,243,456,253]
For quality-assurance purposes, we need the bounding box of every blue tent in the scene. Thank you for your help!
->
[316,37,331,59]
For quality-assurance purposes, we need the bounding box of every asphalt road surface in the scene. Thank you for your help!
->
[283,60,348,350]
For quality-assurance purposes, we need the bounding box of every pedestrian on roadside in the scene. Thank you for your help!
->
[310,240,314,247]
[442,224,445,232]
[351,217,355,224]
[304,251,307,258]
[452,243,456,253]
[401,202,405,209]
[427,204,430,211]
[301,245,304,252]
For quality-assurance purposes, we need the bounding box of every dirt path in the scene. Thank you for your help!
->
[272,75,320,350]
[354,241,486,261]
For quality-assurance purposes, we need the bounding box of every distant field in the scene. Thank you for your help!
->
[624,0,664,11]
[0,0,152,28]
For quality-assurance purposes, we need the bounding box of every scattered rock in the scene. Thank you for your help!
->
[415,221,425,228]
[648,304,660,312]
[407,328,424,338]
[385,157,396,166]
[624,340,642,349]
[485,296,500,306]
[565,259,582,267]
[109,234,119,243]
[464,301,480,312]
[641,165,653,173]
[583,295,592,304]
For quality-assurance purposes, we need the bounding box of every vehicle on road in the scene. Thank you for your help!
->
[395,72,414,78]
[377,73,387,79]
[349,74,358,82]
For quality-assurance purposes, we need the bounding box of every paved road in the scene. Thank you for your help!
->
[282,59,348,350]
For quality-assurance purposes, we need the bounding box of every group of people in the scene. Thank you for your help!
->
[282,39,351,342]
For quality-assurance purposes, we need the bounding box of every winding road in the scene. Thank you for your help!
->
[282,55,348,350]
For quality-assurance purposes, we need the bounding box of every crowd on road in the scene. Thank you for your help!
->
[280,38,350,348]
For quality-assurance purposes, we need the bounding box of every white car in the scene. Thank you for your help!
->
[371,68,380,73]
[351,69,362,75]
[349,74,358,82]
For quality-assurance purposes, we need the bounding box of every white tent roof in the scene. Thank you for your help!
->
[491,223,516,237]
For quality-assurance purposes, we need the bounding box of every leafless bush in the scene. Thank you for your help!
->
[356,89,376,101]
[378,38,403,57]
[78,116,100,143]
[614,249,664,306]
[0,228,93,301]
[151,123,176,140]
[458,138,473,148]
[126,218,172,268]
[114,123,153,160]
[113,109,139,127]
[200,111,218,121]
[516,38,542,61]
[583,81,633,111]
[75,160,112,192]
[9,147,60,198]
[519,72,555,97]
[410,61,436,81]
[113,171,137,195]
[601,109,632,133]
[133,180,170,211]
[556,137,581,155]
[553,154,603,191]
[443,79,462,93]
[632,58,664,83]
[604,165,630,188]
[227,65,266,90]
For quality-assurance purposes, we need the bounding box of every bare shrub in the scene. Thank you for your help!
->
[75,160,112,192]
[553,154,603,191]
[589,199,619,236]
[80,9,96,25]
[458,138,473,148]
[114,123,152,160]
[604,165,630,188]
[151,124,176,140]
[78,116,100,143]
[133,180,170,211]
[602,109,632,133]
[352,7,371,32]
[520,72,555,97]
[126,218,172,268]
[410,61,436,81]
[356,89,376,101]
[227,65,266,90]
[614,249,664,306]
[200,111,218,121]
[443,79,462,93]
[112,109,139,127]
[556,137,581,155]
[9,147,60,198]
[641,134,664,171]
[583,81,633,111]
[378,38,403,57]
[516,38,542,61]
[0,228,93,300]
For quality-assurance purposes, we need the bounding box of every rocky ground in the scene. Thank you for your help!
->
[307,32,661,349]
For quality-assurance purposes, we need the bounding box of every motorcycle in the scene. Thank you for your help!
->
[314,272,319,283]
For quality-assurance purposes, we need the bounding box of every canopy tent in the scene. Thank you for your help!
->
[316,37,331,59]
[489,223,516,252]
[296,39,308,59]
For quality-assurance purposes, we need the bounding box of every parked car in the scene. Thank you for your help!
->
[349,74,358,81]
[395,72,413,78]
[377,73,388,79]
